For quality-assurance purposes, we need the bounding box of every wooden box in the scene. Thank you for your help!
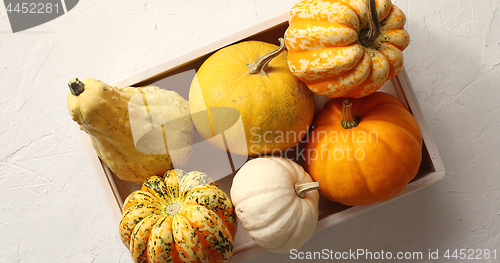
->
[79,10,445,263]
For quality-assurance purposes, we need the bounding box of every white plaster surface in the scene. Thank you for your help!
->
[0,0,499,262]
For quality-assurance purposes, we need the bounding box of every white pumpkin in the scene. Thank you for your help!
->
[230,156,320,253]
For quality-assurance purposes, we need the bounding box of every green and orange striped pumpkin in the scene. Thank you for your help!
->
[119,169,237,263]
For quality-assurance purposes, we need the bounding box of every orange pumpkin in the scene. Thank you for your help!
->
[284,0,410,98]
[304,92,422,206]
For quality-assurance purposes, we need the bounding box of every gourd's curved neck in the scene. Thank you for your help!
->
[341,100,360,129]
[248,38,286,75]
[360,0,380,47]
[69,78,85,96]
[295,182,320,198]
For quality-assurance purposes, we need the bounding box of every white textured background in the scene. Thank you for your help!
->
[1,0,499,262]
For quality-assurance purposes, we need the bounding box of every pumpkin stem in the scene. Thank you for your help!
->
[248,38,286,75]
[295,182,320,199]
[68,78,85,96]
[165,203,180,215]
[359,0,380,47]
[341,100,360,129]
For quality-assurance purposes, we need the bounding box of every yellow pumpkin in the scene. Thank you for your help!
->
[67,78,194,184]
[284,0,410,98]
[119,169,237,263]
[304,92,422,206]
[189,38,315,156]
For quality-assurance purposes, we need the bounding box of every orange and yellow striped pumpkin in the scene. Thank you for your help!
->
[284,0,410,98]
[119,169,237,263]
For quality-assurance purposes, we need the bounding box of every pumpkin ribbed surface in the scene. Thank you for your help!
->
[230,156,319,253]
[304,92,422,206]
[119,169,237,263]
[285,0,410,98]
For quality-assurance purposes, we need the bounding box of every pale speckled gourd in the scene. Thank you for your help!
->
[119,169,237,263]
[67,78,195,184]
[230,156,320,253]
[189,38,315,156]
[284,0,410,98]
